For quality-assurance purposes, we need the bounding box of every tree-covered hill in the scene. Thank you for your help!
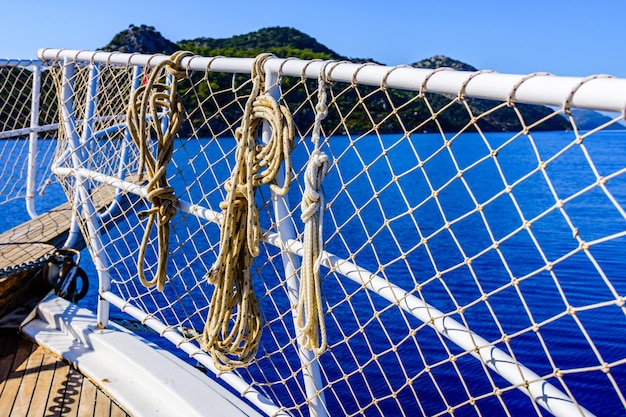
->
[179,26,346,60]
[101,24,179,54]
[98,24,622,132]
[412,55,478,72]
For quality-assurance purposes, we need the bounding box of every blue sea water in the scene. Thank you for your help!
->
[2,130,625,416]
[304,130,626,416]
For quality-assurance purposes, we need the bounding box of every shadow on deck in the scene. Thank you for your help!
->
[0,328,131,417]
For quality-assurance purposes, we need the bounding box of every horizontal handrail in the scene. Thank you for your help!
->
[0,115,126,140]
[0,123,59,139]
[39,48,626,113]
[0,59,41,67]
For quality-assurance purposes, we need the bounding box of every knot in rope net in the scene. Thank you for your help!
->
[126,50,192,291]
[202,54,295,371]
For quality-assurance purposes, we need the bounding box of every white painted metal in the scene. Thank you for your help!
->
[26,62,41,218]
[39,49,626,113]
[0,59,40,67]
[53,165,594,417]
[22,294,266,417]
[80,63,99,144]
[0,124,59,139]
[263,70,328,417]
[58,59,111,328]
[98,290,290,417]
[62,62,101,249]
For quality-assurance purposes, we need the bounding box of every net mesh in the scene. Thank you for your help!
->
[0,62,59,215]
[40,55,626,416]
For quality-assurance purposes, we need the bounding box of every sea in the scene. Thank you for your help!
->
[1,130,625,416]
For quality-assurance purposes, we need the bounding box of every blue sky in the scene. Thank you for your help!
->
[1,0,624,78]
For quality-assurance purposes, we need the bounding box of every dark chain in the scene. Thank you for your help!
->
[0,247,89,302]
[0,247,76,279]
[0,252,52,279]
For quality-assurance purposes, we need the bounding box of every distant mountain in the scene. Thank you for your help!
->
[412,55,478,72]
[179,27,346,60]
[99,25,575,132]
[101,24,180,54]
[569,109,625,130]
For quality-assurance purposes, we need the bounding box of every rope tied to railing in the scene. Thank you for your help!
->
[297,63,332,354]
[126,50,192,291]
[202,53,295,371]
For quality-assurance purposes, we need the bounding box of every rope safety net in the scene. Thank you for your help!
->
[0,60,64,281]
[0,61,59,217]
[42,52,626,417]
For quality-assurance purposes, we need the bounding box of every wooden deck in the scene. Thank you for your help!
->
[0,185,117,269]
[0,185,138,416]
[0,201,75,268]
[0,329,131,417]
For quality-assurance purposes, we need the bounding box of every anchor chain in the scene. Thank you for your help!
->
[0,247,89,302]
[0,245,56,279]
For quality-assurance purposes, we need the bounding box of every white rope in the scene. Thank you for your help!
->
[296,63,332,354]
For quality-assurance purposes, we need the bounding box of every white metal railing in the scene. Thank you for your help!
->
[33,49,626,417]
[0,59,47,218]
[37,49,626,113]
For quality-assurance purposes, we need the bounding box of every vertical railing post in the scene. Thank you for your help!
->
[263,66,328,417]
[26,62,41,218]
[99,65,142,220]
[81,63,99,145]
[63,62,101,249]
[59,58,111,328]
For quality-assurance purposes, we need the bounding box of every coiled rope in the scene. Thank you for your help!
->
[202,54,294,371]
[297,64,331,354]
[127,50,192,291]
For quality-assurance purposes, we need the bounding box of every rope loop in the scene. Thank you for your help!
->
[458,69,496,101]
[202,53,295,371]
[420,67,453,97]
[562,74,613,115]
[297,147,330,354]
[126,50,192,291]
[506,72,552,107]
[300,149,330,224]
[381,64,410,92]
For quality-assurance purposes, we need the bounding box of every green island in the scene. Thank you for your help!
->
[2,25,621,135]
[102,25,624,134]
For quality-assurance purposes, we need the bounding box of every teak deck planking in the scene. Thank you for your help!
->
[0,185,118,269]
[0,329,130,417]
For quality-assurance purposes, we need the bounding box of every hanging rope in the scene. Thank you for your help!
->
[296,63,332,354]
[202,54,294,371]
[126,50,192,291]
